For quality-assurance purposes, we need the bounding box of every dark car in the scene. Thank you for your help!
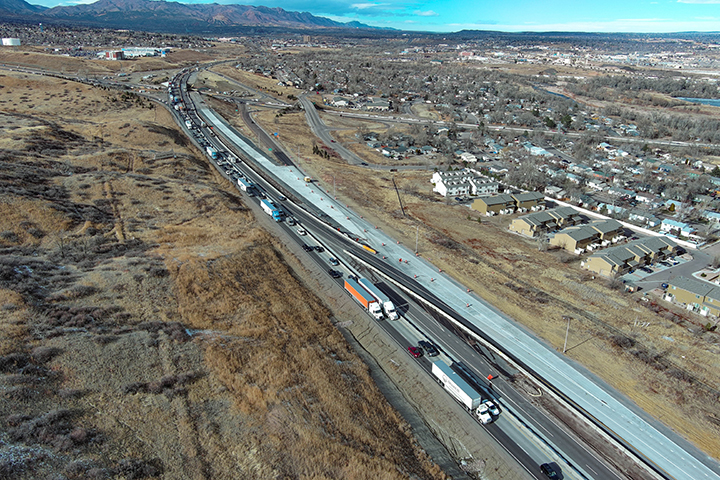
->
[418,341,439,357]
[302,244,314,252]
[361,162,368,166]
[407,346,423,358]
[314,245,325,253]
[328,269,342,279]
[540,463,559,479]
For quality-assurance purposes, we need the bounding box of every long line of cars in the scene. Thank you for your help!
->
[171,69,570,480]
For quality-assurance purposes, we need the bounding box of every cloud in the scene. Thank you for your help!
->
[414,10,438,17]
[444,16,720,33]
[677,0,720,3]
[351,2,389,9]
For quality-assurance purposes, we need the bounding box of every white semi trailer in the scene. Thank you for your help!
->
[431,361,492,424]
[358,278,398,320]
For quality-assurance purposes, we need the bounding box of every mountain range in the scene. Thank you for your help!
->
[0,0,386,33]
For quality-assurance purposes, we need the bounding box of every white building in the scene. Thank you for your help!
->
[1,38,21,46]
[460,152,478,163]
[431,169,499,197]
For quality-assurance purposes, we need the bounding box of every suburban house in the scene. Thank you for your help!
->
[431,170,499,197]
[459,152,478,163]
[545,186,567,199]
[508,206,582,237]
[660,219,695,237]
[472,194,516,215]
[665,276,720,317]
[522,142,553,157]
[581,236,678,277]
[549,219,624,253]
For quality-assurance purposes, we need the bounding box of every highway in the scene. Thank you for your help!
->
[173,69,627,480]
[298,95,368,166]
[170,67,720,480]
[288,204,623,480]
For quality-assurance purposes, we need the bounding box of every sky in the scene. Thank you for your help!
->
[34,0,720,33]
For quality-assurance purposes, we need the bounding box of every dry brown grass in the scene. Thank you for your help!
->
[0,61,445,479]
[211,64,300,100]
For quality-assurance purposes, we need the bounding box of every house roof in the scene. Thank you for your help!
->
[556,226,598,242]
[512,192,545,203]
[476,194,515,206]
[589,219,623,234]
[669,276,715,298]
[662,219,689,229]
[587,236,678,266]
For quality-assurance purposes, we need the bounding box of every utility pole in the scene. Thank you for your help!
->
[392,177,405,217]
[415,225,419,254]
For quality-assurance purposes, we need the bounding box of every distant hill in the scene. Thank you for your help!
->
[0,0,385,33]
[0,0,45,14]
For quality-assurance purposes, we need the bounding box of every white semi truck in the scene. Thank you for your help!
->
[237,178,254,195]
[344,278,384,320]
[358,278,398,320]
[431,361,492,424]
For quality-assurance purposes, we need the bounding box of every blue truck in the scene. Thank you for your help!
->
[260,199,283,222]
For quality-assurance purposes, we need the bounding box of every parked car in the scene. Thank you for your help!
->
[407,346,423,358]
[482,399,500,416]
[327,269,342,279]
[418,340,439,357]
[540,463,559,479]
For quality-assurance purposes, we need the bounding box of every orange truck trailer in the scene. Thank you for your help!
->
[344,278,383,320]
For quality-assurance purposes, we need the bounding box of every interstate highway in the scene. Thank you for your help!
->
[171,67,720,480]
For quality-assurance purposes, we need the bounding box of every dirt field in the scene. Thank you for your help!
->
[0,66,446,479]
[247,90,720,461]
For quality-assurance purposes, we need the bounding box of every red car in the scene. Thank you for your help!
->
[408,346,423,358]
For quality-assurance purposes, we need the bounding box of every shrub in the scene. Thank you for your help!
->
[0,353,30,373]
[610,335,635,349]
[115,458,163,479]
[31,346,62,364]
